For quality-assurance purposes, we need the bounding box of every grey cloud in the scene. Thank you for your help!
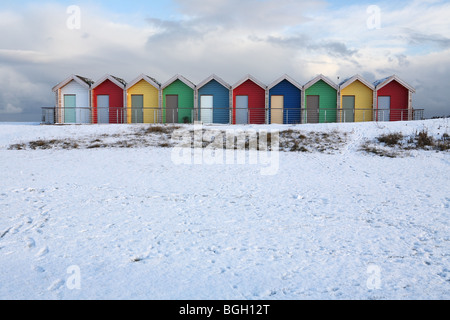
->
[408,32,450,48]
[260,34,357,57]
[400,28,450,48]
[145,18,205,44]
[172,0,324,30]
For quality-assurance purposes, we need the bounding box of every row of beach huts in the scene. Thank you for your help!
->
[44,73,422,125]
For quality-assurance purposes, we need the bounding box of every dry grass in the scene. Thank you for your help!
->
[360,142,399,158]
[172,128,346,153]
[141,125,181,135]
[415,130,435,149]
[377,132,404,147]
[361,128,449,157]
[8,143,27,150]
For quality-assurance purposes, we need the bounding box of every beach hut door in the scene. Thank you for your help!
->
[97,95,109,124]
[64,95,76,124]
[236,96,248,124]
[271,96,284,124]
[200,95,213,124]
[378,96,391,121]
[342,96,355,122]
[131,95,144,123]
[166,95,178,124]
[307,95,319,123]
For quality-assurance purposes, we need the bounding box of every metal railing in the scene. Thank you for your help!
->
[42,107,425,125]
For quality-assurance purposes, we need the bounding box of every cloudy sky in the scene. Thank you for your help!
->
[0,0,449,121]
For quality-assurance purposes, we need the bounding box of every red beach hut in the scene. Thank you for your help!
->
[91,75,127,124]
[232,75,267,124]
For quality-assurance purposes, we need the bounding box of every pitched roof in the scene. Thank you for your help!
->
[92,74,127,90]
[373,76,390,88]
[267,74,303,91]
[161,74,196,90]
[126,74,161,90]
[52,74,93,92]
[196,74,231,90]
[373,75,415,93]
[111,75,127,87]
[339,74,375,91]
[303,74,338,91]
[76,75,94,86]
[232,74,266,90]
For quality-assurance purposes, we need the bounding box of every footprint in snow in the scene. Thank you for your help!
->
[25,237,35,249]
[35,246,48,258]
[47,279,65,291]
[33,265,45,273]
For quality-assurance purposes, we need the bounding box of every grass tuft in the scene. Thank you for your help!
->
[377,132,404,147]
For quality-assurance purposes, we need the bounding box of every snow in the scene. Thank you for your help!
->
[0,120,449,300]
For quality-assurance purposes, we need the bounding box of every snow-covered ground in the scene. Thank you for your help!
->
[0,120,449,300]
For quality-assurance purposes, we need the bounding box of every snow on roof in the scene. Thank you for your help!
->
[373,75,416,93]
[52,75,93,91]
[111,76,127,87]
[373,76,390,88]
[76,75,94,86]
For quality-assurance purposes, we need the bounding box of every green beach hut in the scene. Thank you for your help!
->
[303,74,339,123]
[162,75,196,124]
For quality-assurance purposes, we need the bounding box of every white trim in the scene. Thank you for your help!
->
[303,74,338,91]
[92,74,126,90]
[374,75,416,93]
[197,74,231,90]
[126,74,160,90]
[161,74,196,90]
[52,75,91,92]
[267,74,303,91]
[232,74,266,90]
[339,74,375,91]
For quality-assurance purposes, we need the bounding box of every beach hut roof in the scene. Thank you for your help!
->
[197,74,231,90]
[52,74,93,92]
[303,74,338,91]
[232,74,266,90]
[126,74,161,90]
[161,74,196,90]
[92,74,127,90]
[373,75,415,93]
[267,74,303,91]
[339,74,375,91]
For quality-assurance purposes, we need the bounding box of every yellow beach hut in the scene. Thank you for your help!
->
[126,74,161,124]
[339,75,375,122]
